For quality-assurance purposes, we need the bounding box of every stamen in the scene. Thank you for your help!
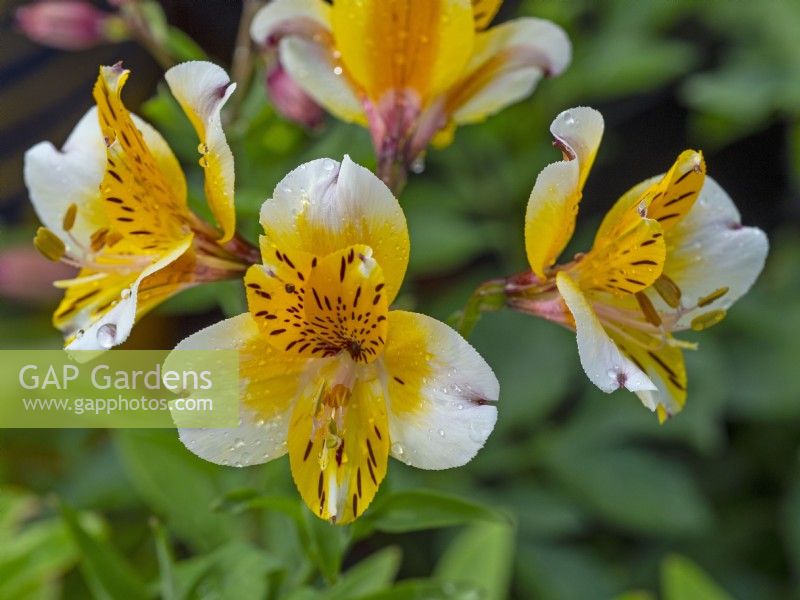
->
[34,227,66,262]
[697,287,729,308]
[635,292,662,327]
[653,274,682,308]
[690,309,726,331]
[62,203,78,232]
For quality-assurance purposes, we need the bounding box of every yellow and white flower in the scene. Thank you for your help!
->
[516,106,768,421]
[24,61,253,350]
[173,156,499,524]
[251,0,570,186]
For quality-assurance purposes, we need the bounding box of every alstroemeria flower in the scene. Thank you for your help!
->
[24,61,249,350]
[250,0,570,187]
[173,157,499,524]
[516,107,768,421]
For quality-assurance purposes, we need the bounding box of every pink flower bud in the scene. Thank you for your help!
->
[266,64,325,130]
[15,1,118,51]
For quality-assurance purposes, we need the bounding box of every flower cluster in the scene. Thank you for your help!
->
[20,1,768,524]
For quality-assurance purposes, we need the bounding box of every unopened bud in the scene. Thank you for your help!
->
[15,1,127,51]
[266,64,324,130]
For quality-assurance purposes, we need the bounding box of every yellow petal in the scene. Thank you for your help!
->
[575,217,666,296]
[525,107,604,278]
[63,235,193,350]
[93,65,190,253]
[165,62,237,243]
[471,0,502,30]
[246,244,389,363]
[288,368,389,524]
[595,150,706,243]
[260,157,409,303]
[331,0,475,102]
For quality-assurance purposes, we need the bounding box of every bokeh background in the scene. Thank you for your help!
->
[1,1,800,598]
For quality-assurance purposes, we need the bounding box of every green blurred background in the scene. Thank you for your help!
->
[1,0,799,598]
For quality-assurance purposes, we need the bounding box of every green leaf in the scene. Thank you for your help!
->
[151,520,177,600]
[541,439,714,537]
[165,27,207,62]
[0,489,86,600]
[435,521,515,600]
[354,489,508,537]
[172,541,283,600]
[113,430,243,550]
[59,503,149,600]
[661,555,734,600]
[356,579,482,600]
[322,547,401,599]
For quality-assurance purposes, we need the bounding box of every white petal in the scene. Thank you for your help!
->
[556,272,657,394]
[280,37,365,124]
[250,0,331,45]
[170,313,310,467]
[23,107,107,248]
[451,18,571,124]
[260,156,409,303]
[382,311,498,470]
[164,61,236,242]
[658,177,769,328]
[66,235,193,352]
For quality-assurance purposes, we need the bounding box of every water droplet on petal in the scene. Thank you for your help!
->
[120,288,131,299]
[410,155,426,174]
[391,442,405,456]
[97,323,117,349]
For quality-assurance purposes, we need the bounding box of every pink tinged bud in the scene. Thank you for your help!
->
[15,1,120,51]
[0,246,74,303]
[266,65,325,130]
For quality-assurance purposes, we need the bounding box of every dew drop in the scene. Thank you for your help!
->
[96,323,117,349]
[391,442,405,456]
[410,155,426,174]
[333,66,343,76]
[120,288,131,299]
[438,429,446,438]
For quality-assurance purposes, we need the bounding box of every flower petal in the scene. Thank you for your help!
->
[471,0,503,30]
[279,37,367,124]
[610,333,687,421]
[331,0,475,102]
[556,271,657,395]
[94,64,190,253]
[448,18,571,124]
[382,311,498,470]
[288,367,389,524]
[165,61,236,242]
[250,0,365,124]
[65,235,193,350]
[525,107,604,278]
[172,313,312,466]
[595,150,706,244]
[260,156,409,303]
[24,107,107,248]
[657,177,769,328]
[246,244,389,363]
[250,0,331,45]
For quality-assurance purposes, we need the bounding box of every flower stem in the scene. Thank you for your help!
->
[227,0,265,126]
[450,278,507,338]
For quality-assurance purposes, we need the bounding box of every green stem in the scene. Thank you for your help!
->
[450,278,507,338]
